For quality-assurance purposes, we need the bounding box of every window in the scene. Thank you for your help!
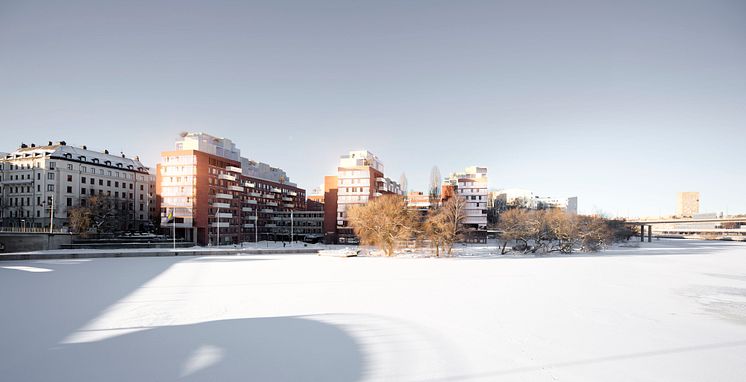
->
[115,181,119,187]
[107,180,111,186]
[67,164,73,170]
[82,177,86,183]
[66,186,72,193]
[66,198,72,207]
[37,173,41,180]
[67,175,73,182]
[49,162,56,170]
[81,188,86,194]
[47,185,54,191]
[90,178,94,185]
[47,173,55,180]
[99,179,103,186]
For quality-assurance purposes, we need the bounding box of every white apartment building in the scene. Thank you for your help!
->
[175,132,241,161]
[490,188,577,214]
[0,142,156,230]
[444,166,488,230]
[334,150,402,242]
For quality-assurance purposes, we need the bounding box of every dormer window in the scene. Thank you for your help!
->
[104,160,111,166]
[127,165,133,170]
[78,156,86,161]
[92,158,99,164]
[116,163,123,168]
[63,153,72,159]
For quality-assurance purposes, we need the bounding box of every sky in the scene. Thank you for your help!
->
[1,0,744,217]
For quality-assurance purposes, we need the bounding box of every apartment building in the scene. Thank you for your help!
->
[157,132,306,246]
[0,141,156,230]
[677,192,700,217]
[442,166,488,232]
[322,150,402,243]
[489,188,578,213]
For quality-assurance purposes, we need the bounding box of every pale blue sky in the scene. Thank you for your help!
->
[1,0,744,216]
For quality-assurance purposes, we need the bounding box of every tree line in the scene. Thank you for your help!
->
[348,194,635,257]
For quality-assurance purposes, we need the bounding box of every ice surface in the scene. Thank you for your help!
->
[1,239,745,381]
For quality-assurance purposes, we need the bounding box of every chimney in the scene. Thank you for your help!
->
[30,143,36,147]
[48,141,52,146]
[104,149,109,154]
[59,141,66,146]
[82,145,87,150]
[121,153,126,158]
[20,143,28,148]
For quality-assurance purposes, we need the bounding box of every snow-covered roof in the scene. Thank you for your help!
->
[3,144,150,173]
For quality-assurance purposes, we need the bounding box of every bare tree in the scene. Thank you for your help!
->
[433,196,467,255]
[67,205,92,235]
[347,195,417,257]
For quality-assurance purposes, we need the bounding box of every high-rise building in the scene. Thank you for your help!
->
[676,192,700,217]
[0,141,156,230]
[322,150,402,243]
[442,166,488,232]
[157,133,305,245]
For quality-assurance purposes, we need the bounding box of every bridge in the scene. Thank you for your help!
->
[624,217,746,242]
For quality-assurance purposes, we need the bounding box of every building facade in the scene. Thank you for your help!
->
[321,150,402,243]
[157,133,306,246]
[443,166,489,231]
[0,142,156,231]
[677,192,700,217]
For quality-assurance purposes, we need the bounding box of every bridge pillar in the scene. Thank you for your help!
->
[648,225,652,242]
[640,225,645,242]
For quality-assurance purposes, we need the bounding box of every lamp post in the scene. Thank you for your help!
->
[290,209,294,245]
[49,194,54,233]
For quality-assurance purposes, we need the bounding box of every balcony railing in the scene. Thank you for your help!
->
[266,202,278,207]
[228,185,244,192]
[248,192,261,197]
[215,193,233,200]
[282,197,293,202]
[217,173,236,181]
[244,200,257,205]
[216,212,232,218]
[226,166,242,173]
[242,207,253,212]
[210,222,230,228]
[212,202,230,209]
[243,223,255,228]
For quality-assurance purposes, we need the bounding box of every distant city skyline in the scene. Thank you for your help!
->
[2,0,744,217]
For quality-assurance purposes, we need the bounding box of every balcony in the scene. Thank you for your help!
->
[272,187,282,193]
[243,223,255,228]
[265,224,277,228]
[282,197,293,202]
[226,165,242,173]
[210,222,230,228]
[217,173,236,181]
[261,208,274,213]
[248,192,261,197]
[283,203,294,208]
[244,182,256,188]
[212,202,230,209]
[215,193,233,200]
[288,191,297,196]
[244,199,257,205]
[242,207,253,212]
[266,202,278,207]
[216,212,232,218]
[228,185,243,192]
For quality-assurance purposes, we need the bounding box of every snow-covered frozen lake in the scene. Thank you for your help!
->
[2,239,746,381]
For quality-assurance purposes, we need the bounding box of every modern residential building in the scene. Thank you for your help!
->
[266,210,324,242]
[157,132,306,246]
[489,188,578,213]
[677,192,700,217]
[0,141,156,231]
[322,150,402,243]
[442,166,488,236]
